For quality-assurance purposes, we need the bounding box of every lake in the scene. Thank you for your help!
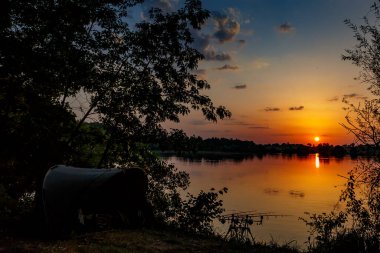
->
[164,154,358,248]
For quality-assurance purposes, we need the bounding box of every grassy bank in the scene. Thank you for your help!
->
[0,228,300,253]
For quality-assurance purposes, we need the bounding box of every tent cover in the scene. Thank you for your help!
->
[43,165,148,236]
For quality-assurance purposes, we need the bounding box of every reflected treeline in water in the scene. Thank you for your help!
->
[154,137,380,161]
[160,151,258,164]
[160,152,354,165]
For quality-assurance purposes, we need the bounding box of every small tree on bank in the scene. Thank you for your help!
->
[303,2,380,252]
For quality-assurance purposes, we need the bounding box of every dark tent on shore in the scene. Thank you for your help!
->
[42,165,149,236]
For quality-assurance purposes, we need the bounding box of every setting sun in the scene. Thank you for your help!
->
[314,136,320,142]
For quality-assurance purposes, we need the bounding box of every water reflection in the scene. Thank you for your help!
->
[315,153,320,169]
[162,153,316,164]
[167,154,355,246]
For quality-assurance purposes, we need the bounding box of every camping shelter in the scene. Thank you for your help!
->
[42,165,148,236]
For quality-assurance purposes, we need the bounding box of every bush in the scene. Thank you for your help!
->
[177,187,228,235]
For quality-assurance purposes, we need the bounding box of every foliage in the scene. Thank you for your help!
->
[158,129,203,155]
[114,142,227,235]
[341,5,380,248]
[303,1,380,252]
[300,211,347,252]
[342,1,380,96]
[341,99,380,149]
[0,184,36,232]
[0,0,231,234]
[0,184,15,223]
[177,187,228,235]
[340,161,380,247]
[124,145,191,224]
[301,209,380,253]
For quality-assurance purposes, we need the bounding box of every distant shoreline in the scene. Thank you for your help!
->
[154,137,379,159]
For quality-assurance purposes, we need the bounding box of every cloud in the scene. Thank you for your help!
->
[264,107,280,112]
[249,125,270,130]
[233,84,247,89]
[191,33,232,61]
[190,120,210,126]
[194,69,206,75]
[190,7,248,62]
[217,64,239,70]
[289,106,304,111]
[192,69,207,79]
[264,188,280,195]
[343,93,367,99]
[244,19,251,24]
[140,0,179,20]
[327,96,339,102]
[343,93,359,99]
[141,0,178,13]
[204,50,232,61]
[224,118,269,129]
[273,133,296,137]
[212,8,241,43]
[252,59,270,70]
[225,120,250,126]
[289,190,305,198]
[277,22,295,34]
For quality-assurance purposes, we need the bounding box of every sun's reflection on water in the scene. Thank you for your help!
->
[315,153,320,169]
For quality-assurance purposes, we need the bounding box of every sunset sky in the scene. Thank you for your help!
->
[149,0,375,145]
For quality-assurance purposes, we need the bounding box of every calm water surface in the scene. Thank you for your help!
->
[165,154,358,247]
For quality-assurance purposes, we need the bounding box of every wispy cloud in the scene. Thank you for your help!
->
[225,118,269,129]
[264,107,280,112]
[225,120,251,126]
[343,93,359,99]
[194,69,206,75]
[264,188,280,195]
[277,22,295,34]
[190,120,211,126]
[204,49,232,61]
[289,106,304,111]
[327,96,339,102]
[193,69,207,79]
[233,84,247,89]
[252,59,270,70]
[273,133,296,137]
[289,190,305,198]
[343,93,367,100]
[217,64,239,70]
[249,125,270,129]
[141,0,179,17]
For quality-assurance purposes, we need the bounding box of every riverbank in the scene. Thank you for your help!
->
[0,228,300,253]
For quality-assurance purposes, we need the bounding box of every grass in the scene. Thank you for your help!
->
[0,228,301,253]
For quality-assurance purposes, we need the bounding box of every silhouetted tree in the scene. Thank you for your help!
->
[341,2,380,249]
[0,0,230,229]
[341,99,380,150]
[303,2,380,251]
